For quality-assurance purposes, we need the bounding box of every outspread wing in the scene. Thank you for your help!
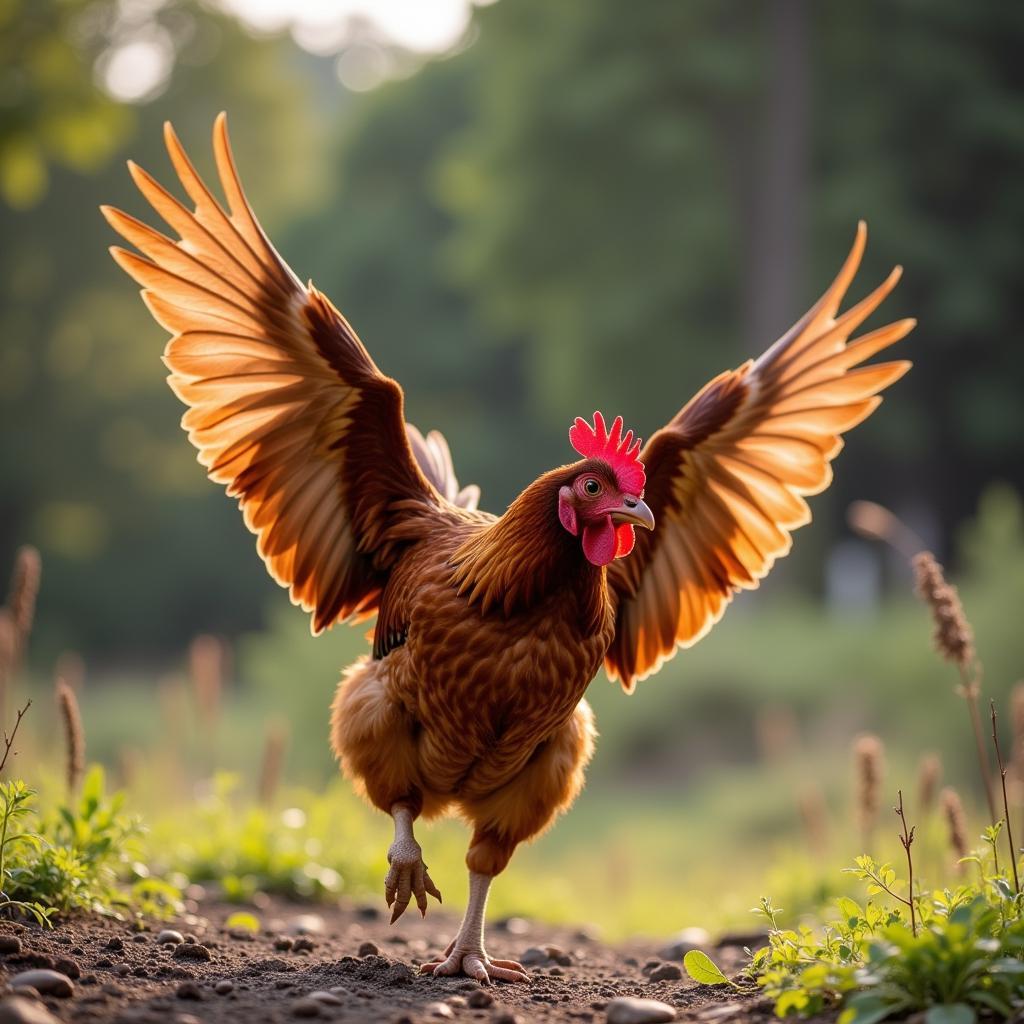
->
[406,424,481,511]
[103,113,445,633]
[606,222,914,691]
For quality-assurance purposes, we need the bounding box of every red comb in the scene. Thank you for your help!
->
[569,412,645,494]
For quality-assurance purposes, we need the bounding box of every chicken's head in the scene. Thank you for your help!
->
[559,412,654,567]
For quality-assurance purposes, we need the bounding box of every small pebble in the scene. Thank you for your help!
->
[290,915,324,935]
[115,965,131,977]
[0,938,21,955]
[697,1003,745,1021]
[214,981,234,995]
[52,959,79,981]
[132,934,147,943]
[467,989,493,1008]
[105,938,124,952]
[493,1014,522,1024]
[175,982,202,1001]
[173,944,211,963]
[8,974,73,1000]
[658,927,710,962]
[292,937,315,953]
[175,1016,202,1024]
[606,997,677,1024]
[519,947,549,966]
[423,1002,453,1018]
[446,996,468,1008]
[648,963,682,982]
[0,995,59,1023]
[273,937,294,952]
[545,944,572,966]
[357,941,379,957]
[157,931,184,946]
[308,992,342,1006]
[291,998,322,1018]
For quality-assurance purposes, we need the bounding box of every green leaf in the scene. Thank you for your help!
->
[225,911,260,934]
[775,989,809,1017]
[683,949,732,986]
[839,994,899,1024]
[924,1004,975,1024]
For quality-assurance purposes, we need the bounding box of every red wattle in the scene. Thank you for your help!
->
[582,517,617,566]
[614,523,635,558]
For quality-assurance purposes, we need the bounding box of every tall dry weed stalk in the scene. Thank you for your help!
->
[0,545,41,731]
[1009,682,1024,797]
[755,706,799,764]
[7,545,40,663]
[913,552,996,823]
[55,678,85,798]
[0,611,15,732]
[990,700,1020,893]
[941,786,969,873]
[854,733,885,850]
[917,753,942,816]
[55,651,85,693]
[847,500,924,558]
[798,784,828,859]
[189,634,225,731]
[258,719,290,806]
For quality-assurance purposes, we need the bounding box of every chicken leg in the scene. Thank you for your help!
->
[419,871,530,983]
[385,803,442,922]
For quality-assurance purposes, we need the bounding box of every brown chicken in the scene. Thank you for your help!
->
[104,115,913,983]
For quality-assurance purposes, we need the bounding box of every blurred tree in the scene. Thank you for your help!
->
[2,0,1022,662]
[0,0,132,208]
[435,0,1024,556]
[0,1,325,656]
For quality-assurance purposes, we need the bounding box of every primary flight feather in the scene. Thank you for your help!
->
[105,114,913,984]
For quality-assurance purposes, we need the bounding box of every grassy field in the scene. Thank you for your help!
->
[8,486,1022,940]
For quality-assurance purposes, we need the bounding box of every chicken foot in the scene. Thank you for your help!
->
[385,803,442,923]
[419,871,530,984]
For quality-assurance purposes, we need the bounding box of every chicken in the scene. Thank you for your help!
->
[104,115,914,984]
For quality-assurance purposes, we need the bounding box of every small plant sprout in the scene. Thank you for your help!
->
[991,699,1020,894]
[0,699,31,775]
[894,789,917,936]
[0,701,52,926]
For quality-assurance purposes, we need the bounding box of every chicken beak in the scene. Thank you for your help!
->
[610,496,655,531]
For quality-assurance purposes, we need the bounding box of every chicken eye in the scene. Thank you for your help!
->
[583,478,601,496]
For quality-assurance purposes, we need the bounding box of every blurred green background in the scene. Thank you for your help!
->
[2,0,1023,937]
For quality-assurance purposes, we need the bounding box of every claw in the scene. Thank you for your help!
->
[419,946,530,984]
[383,840,441,923]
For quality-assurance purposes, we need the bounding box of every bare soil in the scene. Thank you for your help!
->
[0,894,778,1023]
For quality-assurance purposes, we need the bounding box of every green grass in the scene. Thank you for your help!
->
[7,485,1024,940]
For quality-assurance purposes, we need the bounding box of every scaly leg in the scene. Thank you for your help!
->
[419,871,529,984]
[385,803,442,923]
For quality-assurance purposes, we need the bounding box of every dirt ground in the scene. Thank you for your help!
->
[0,893,782,1024]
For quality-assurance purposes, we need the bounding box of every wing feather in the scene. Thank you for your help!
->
[105,114,448,632]
[607,222,913,690]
